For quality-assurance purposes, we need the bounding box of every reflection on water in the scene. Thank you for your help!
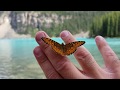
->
[0,38,120,79]
[0,39,45,79]
[0,40,12,78]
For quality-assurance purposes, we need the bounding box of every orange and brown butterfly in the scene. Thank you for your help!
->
[41,37,85,56]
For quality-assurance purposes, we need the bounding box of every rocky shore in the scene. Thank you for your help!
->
[73,31,89,38]
[0,14,31,39]
[0,11,89,39]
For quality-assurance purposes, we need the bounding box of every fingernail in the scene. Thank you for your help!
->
[36,32,45,42]
[39,33,45,41]
[34,47,41,57]
[95,36,103,42]
[61,31,69,38]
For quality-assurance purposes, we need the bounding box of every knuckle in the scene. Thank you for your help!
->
[105,51,120,67]
[75,50,91,61]
[42,42,50,51]
[75,50,95,68]
[111,58,120,68]
[40,56,48,63]
[105,51,115,58]
[55,60,71,72]
[46,71,59,79]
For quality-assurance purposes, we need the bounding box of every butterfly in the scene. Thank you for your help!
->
[41,37,85,56]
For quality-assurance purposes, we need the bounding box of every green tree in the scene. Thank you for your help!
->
[90,11,120,37]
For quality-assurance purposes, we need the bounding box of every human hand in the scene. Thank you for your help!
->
[33,30,120,79]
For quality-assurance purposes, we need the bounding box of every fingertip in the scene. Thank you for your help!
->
[95,35,107,45]
[60,30,75,43]
[95,35,103,42]
[95,35,110,53]
[60,30,69,39]
[33,46,41,58]
[35,31,46,42]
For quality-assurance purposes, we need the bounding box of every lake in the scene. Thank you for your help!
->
[0,38,120,79]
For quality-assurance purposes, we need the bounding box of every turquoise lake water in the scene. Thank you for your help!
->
[0,38,120,79]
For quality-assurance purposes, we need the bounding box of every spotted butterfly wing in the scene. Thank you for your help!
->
[41,37,85,56]
[41,37,64,55]
[63,41,85,55]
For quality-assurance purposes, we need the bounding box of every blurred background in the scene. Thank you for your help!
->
[0,11,120,79]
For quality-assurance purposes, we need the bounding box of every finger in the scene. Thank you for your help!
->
[60,30,103,78]
[95,36,120,70]
[35,31,87,79]
[33,46,62,79]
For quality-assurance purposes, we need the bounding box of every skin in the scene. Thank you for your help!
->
[33,30,120,79]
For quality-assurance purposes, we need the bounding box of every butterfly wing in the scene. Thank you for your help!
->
[41,37,85,56]
[41,37,64,55]
[64,41,85,55]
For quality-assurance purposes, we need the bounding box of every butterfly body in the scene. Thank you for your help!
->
[41,37,85,56]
